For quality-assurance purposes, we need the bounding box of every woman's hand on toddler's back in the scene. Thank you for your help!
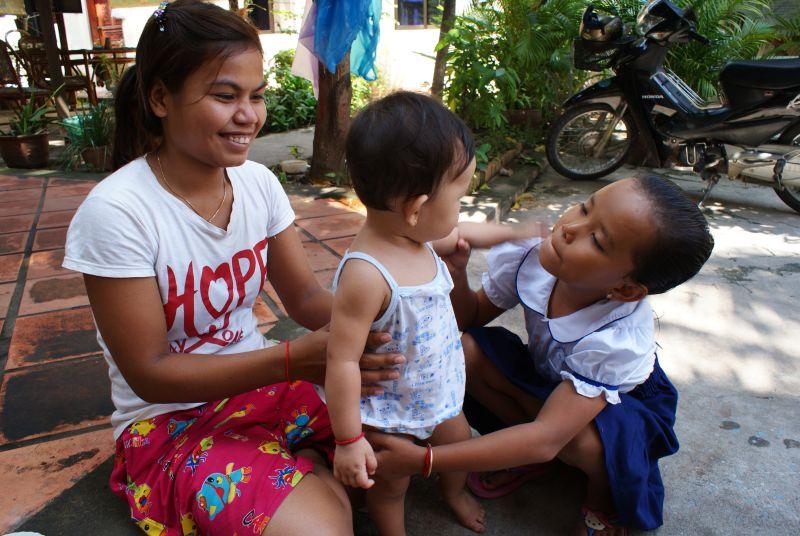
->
[333,436,378,489]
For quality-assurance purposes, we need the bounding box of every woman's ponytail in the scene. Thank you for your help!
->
[112,66,148,170]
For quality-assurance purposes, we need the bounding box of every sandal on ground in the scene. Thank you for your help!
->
[466,462,555,499]
[580,505,628,536]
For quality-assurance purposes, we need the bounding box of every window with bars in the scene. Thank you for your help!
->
[248,0,273,31]
[396,0,443,28]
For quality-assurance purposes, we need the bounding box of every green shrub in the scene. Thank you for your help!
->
[261,50,318,134]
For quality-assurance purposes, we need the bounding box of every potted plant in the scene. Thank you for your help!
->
[59,101,114,172]
[0,95,52,169]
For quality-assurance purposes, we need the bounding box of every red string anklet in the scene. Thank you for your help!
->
[422,443,434,478]
[334,432,365,446]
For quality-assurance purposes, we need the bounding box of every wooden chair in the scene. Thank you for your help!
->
[16,36,94,107]
[0,39,51,107]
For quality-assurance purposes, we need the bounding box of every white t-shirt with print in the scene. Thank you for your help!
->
[63,156,295,439]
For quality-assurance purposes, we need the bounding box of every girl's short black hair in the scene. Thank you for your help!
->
[345,91,475,210]
[631,175,715,294]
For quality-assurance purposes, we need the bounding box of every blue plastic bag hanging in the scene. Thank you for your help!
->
[314,0,381,80]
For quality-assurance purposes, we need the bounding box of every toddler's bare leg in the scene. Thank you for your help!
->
[428,412,487,533]
[366,470,411,536]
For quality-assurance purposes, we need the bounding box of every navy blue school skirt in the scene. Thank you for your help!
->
[466,326,679,531]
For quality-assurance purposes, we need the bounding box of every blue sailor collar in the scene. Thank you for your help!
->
[514,243,639,343]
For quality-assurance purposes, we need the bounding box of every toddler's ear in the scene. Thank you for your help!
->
[402,194,429,227]
[608,281,648,302]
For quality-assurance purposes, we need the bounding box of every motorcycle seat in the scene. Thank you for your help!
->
[720,58,800,90]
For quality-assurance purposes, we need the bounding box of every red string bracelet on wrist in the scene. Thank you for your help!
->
[422,443,434,478]
[284,340,290,383]
[334,432,365,446]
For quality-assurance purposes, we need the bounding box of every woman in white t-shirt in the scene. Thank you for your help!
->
[64,2,398,534]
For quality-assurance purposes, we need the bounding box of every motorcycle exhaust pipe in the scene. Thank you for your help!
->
[728,145,800,187]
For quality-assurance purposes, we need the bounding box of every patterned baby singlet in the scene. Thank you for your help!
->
[322,245,466,440]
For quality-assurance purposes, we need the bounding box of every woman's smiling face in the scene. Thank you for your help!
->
[158,47,267,168]
[538,178,657,293]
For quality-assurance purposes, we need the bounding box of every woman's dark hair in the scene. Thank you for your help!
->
[113,0,262,169]
[631,174,714,294]
[345,91,475,210]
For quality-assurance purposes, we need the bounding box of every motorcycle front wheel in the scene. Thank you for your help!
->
[546,102,637,180]
[775,123,800,214]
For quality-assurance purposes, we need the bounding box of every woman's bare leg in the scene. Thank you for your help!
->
[265,449,352,536]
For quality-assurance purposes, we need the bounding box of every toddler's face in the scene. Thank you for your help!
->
[415,156,476,241]
[538,178,656,292]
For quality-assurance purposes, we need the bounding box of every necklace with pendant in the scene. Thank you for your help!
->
[156,151,227,223]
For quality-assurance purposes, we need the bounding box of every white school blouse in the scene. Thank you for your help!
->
[481,238,656,404]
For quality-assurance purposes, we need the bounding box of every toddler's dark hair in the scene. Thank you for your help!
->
[113,0,262,169]
[345,91,475,210]
[631,175,714,294]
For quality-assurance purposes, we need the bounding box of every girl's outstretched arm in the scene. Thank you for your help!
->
[432,221,543,257]
[371,380,606,477]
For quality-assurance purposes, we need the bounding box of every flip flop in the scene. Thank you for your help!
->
[580,505,628,536]
[467,462,556,499]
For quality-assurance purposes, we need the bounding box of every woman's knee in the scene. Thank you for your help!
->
[265,472,353,536]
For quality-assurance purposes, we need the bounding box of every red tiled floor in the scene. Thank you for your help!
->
[0,356,113,445]
[294,225,312,241]
[263,281,286,315]
[0,253,22,283]
[41,194,86,213]
[315,269,336,289]
[44,183,96,199]
[294,212,364,241]
[289,195,356,219]
[7,308,101,369]
[0,282,14,319]
[47,178,98,188]
[0,199,38,217]
[301,241,341,271]
[323,236,354,257]
[0,231,28,254]
[253,296,278,324]
[32,227,67,251]
[0,175,44,191]
[27,249,68,280]
[37,209,76,229]
[18,273,88,316]
[0,213,35,233]
[0,187,41,204]
[0,428,114,533]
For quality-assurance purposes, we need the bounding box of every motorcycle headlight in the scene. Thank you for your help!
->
[636,0,666,36]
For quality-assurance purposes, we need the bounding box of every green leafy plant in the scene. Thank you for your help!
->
[474,142,491,170]
[260,49,318,135]
[2,95,52,137]
[58,101,115,170]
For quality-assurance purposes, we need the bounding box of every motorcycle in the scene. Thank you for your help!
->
[545,0,800,213]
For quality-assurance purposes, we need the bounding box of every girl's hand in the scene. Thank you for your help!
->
[290,328,405,396]
[441,238,472,278]
[367,432,427,479]
[333,436,377,489]
[512,219,551,240]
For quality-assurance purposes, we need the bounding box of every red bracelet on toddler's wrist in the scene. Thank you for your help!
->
[334,431,365,446]
[422,443,434,478]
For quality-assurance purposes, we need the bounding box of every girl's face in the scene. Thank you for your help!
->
[539,178,656,293]
[158,47,266,168]
[415,156,477,241]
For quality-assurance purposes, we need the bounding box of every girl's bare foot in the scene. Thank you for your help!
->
[443,489,487,533]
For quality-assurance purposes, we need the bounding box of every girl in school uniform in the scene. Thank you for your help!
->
[370,175,715,535]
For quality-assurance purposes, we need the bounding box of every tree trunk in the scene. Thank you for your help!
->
[310,53,352,184]
[431,0,457,100]
[228,0,238,11]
